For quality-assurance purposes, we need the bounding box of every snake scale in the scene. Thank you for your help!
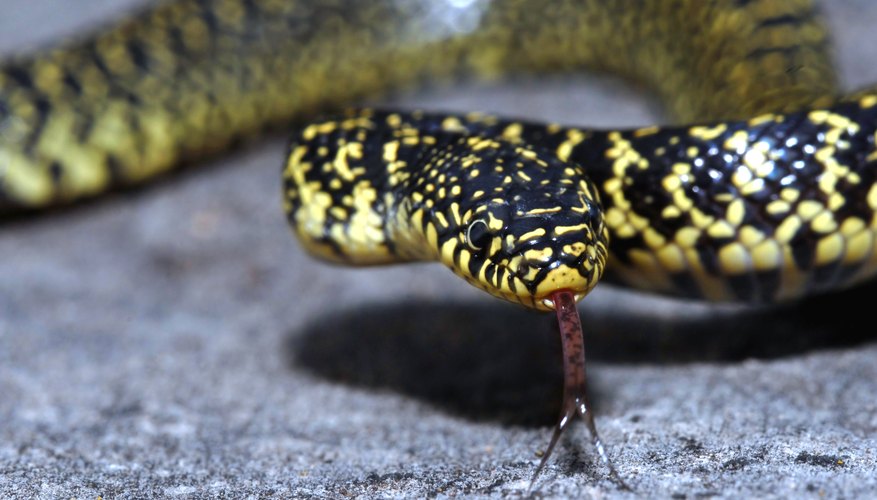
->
[2,0,875,486]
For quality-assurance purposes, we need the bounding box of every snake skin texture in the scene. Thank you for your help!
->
[3,0,876,309]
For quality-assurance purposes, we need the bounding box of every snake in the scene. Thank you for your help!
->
[2,0,875,487]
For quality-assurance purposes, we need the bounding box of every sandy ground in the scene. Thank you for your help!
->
[1,1,877,498]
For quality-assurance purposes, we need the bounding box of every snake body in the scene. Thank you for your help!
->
[2,0,877,310]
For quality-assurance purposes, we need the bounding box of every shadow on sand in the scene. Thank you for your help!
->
[289,281,877,425]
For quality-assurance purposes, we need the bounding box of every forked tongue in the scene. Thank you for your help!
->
[528,290,629,491]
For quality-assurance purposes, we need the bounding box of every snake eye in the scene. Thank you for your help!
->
[466,219,491,251]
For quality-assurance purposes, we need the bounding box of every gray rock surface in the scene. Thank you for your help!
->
[1,1,876,498]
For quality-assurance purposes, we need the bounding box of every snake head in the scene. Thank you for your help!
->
[427,138,610,311]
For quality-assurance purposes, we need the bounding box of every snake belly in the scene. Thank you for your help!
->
[2,0,877,307]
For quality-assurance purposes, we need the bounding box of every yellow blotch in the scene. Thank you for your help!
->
[383,141,399,162]
[780,188,800,202]
[634,125,660,137]
[845,231,873,264]
[440,238,457,265]
[739,226,765,248]
[643,227,666,248]
[690,208,715,229]
[345,181,386,254]
[656,245,686,272]
[518,228,546,242]
[743,148,772,178]
[707,220,736,239]
[775,216,802,244]
[723,130,748,154]
[603,177,623,195]
[719,243,750,274]
[2,155,52,205]
[425,223,439,251]
[818,171,838,195]
[841,217,866,235]
[471,138,499,151]
[386,114,402,127]
[732,165,753,187]
[796,200,823,221]
[868,184,877,210]
[329,206,347,220]
[604,207,626,228]
[662,205,682,219]
[672,189,694,211]
[741,179,766,196]
[815,233,844,266]
[331,142,363,181]
[527,207,561,215]
[672,163,691,175]
[689,123,727,141]
[751,240,782,271]
[675,227,701,248]
[808,110,859,135]
[555,223,588,235]
[860,95,877,108]
[434,211,448,229]
[562,242,586,256]
[34,61,62,93]
[442,116,465,132]
[811,211,838,234]
[556,129,586,162]
[502,123,523,141]
[726,199,746,226]
[535,264,593,298]
[457,245,471,271]
[295,191,332,240]
[748,113,777,127]
[523,247,554,264]
[767,200,791,215]
[662,174,681,192]
[487,212,504,231]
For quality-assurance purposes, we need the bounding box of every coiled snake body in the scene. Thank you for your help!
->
[2,0,875,485]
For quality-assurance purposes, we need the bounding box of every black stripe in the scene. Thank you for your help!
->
[3,65,34,89]
[756,11,814,29]
[126,39,150,70]
[22,96,51,154]
[48,161,63,186]
[62,70,83,95]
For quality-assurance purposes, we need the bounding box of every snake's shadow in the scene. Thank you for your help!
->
[288,282,877,426]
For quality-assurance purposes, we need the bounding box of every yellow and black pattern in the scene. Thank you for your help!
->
[284,98,877,308]
[2,0,874,309]
[283,110,609,309]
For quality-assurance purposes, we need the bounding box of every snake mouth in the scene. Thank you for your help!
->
[539,291,588,310]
